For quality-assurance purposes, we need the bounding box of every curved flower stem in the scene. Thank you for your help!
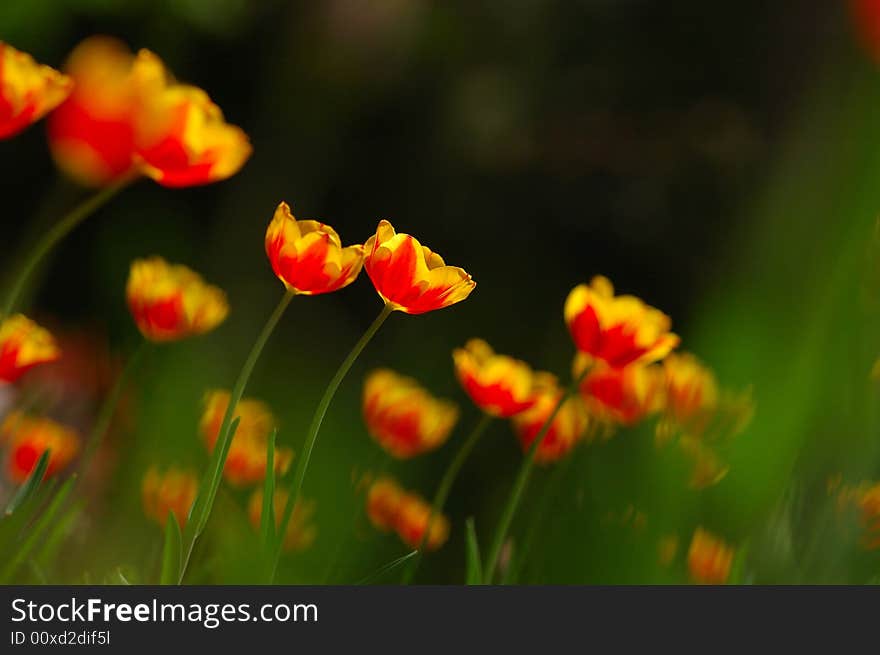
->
[2,176,135,319]
[77,339,150,476]
[179,290,295,583]
[270,302,394,582]
[401,413,494,584]
[483,366,590,584]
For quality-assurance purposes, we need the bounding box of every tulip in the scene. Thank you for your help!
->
[0,42,72,140]
[142,466,198,529]
[453,339,542,418]
[265,202,364,295]
[364,220,475,314]
[511,377,588,463]
[131,50,251,187]
[248,489,316,552]
[362,369,459,458]
[126,257,229,342]
[574,354,663,426]
[0,315,61,383]
[1,412,80,483]
[687,527,734,584]
[564,275,679,368]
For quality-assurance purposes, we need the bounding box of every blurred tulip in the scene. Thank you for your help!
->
[265,202,364,295]
[512,377,587,463]
[130,50,251,187]
[248,489,316,552]
[0,42,72,140]
[141,465,198,528]
[687,527,734,584]
[662,353,718,434]
[564,275,678,368]
[365,476,448,551]
[836,481,880,550]
[0,315,61,383]
[126,257,229,342]
[574,353,663,426]
[47,36,138,186]
[852,0,880,64]
[365,476,405,531]
[362,369,458,458]
[453,339,541,417]
[1,412,80,483]
[364,220,475,314]
[200,390,293,487]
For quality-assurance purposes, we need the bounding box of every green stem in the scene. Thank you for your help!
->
[178,290,295,583]
[270,303,394,582]
[483,366,589,583]
[401,413,494,584]
[2,177,134,318]
[77,340,149,476]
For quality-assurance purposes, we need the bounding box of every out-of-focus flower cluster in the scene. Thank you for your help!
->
[366,476,449,551]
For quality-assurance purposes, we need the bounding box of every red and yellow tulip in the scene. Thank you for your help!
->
[661,353,718,434]
[0,315,61,384]
[362,369,458,458]
[836,481,880,550]
[47,36,139,186]
[126,257,229,342]
[1,412,80,483]
[0,42,72,140]
[142,465,198,529]
[364,220,475,314]
[564,275,678,369]
[512,376,588,463]
[130,50,251,187]
[365,476,448,551]
[574,354,663,426]
[265,202,364,295]
[200,390,293,487]
[248,489,317,552]
[687,527,734,585]
[453,339,541,418]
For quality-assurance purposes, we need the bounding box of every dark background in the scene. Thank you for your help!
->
[2,1,879,584]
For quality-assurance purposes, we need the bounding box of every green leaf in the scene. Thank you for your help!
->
[5,449,51,514]
[159,513,182,585]
[357,550,419,585]
[465,517,483,585]
[260,429,277,548]
[0,473,76,583]
[35,500,83,570]
[179,416,240,583]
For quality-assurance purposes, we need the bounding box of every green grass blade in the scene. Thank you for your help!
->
[159,513,182,585]
[0,474,76,583]
[357,550,419,585]
[260,429,277,548]
[465,517,483,585]
[5,449,51,514]
[35,500,83,570]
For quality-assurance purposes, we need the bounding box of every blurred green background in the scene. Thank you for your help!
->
[2,0,879,584]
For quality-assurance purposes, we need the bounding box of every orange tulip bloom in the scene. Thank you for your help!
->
[365,476,448,551]
[364,220,475,314]
[248,489,317,552]
[574,354,663,426]
[395,493,449,551]
[687,527,734,584]
[453,339,542,418]
[362,369,458,458]
[130,50,251,187]
[126,257,229,342]
[0,42,72,140]
[512,377,588,463]
[564,276,679,369]
[142,465,198,528]
[365,476,405,531]
[200,390,293,487]
[265,202,364,295]
[1,412,80,483]
[47,36,139,186]
[836,481,880,550]
[0,315,61,383]
[661,353,718,433]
